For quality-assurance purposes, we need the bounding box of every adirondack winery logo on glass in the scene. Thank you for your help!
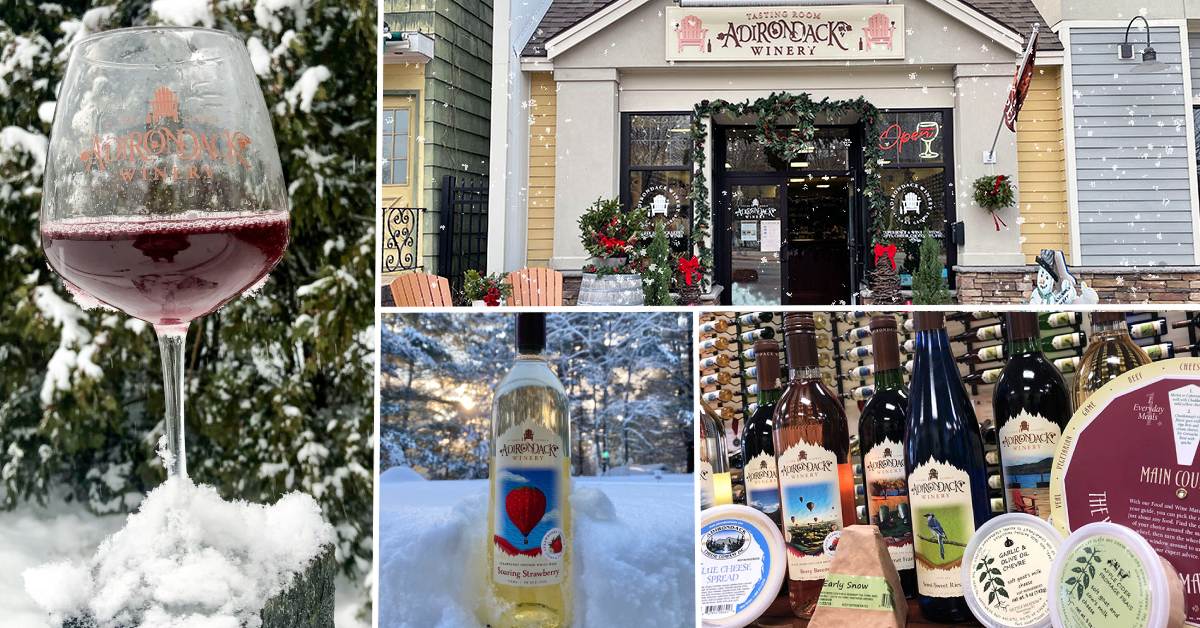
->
[665,5,904,62]
[79,86,254,182]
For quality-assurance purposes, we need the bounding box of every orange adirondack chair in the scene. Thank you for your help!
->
[390,272,454,307]
[863,13,895,51]
[675,15,708,53]
[507,267,564,306]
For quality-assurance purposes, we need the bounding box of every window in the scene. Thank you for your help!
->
[622,113,694,253]
[874,110,954,285]
[382,107,411,185]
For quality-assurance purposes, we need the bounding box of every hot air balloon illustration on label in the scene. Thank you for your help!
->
[506,485,547,544]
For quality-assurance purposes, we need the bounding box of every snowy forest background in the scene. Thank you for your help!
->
[0,1,374,623]
[380,313,695,479]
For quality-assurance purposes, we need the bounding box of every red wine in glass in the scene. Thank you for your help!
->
[41,211,289,327]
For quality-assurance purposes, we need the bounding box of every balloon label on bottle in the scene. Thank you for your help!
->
[744,451,781,520]
[908,459,976,598]
[700,518,773,620]
[777,441,843,581]
[863,438,915,570]
[999,412,1062,521]
[493,423,566,587]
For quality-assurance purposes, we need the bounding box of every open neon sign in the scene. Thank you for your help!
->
[877,120,941,160]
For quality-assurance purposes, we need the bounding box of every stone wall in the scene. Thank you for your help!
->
[954,266,1200,304]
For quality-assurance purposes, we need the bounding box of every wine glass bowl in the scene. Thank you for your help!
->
[40,26,289,477]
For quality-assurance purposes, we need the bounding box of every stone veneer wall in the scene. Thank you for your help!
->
[955,266,1200,304]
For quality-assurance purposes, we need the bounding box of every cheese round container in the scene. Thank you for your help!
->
[961,513,1063,628]
[700,504,786,628]
[1047,522,1185,628]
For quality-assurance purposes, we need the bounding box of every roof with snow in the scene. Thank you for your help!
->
[521,0,1061,57]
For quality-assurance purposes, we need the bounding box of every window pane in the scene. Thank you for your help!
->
[799,128,850,171]
[394,133,408,159]
[629,169,692,253]
[393,159,408,185]
[383,109,395,133]
[878,167,949,283]
[875,111,946,166]
[382,157,393,185]
[628,114,691,166]
[725,128,773,172]
[396,108,410,135]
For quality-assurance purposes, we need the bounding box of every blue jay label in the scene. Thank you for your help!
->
[909,459,975,597]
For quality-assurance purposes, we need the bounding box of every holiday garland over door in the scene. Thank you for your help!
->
[687,93,889,293]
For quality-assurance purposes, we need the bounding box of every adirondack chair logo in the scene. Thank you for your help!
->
[675,15,708,53]
[900,191,921,215]
[651,193,669,216]
[861,12,895,51]
[146,86,180,126]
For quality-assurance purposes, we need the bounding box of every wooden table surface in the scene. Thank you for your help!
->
[751,593,981,627]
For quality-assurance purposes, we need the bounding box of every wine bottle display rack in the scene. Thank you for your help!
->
[697,310,1200,519]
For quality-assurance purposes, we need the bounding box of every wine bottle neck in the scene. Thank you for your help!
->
[1005,336,1041,357]
[873,367,905,391]
[757,387,781,406]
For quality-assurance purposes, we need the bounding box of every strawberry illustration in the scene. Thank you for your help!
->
[550,534,563,554]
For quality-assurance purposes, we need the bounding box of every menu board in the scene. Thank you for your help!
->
[1051,359,1200,626]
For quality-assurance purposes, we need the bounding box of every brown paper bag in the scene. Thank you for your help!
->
[808,525,907,628]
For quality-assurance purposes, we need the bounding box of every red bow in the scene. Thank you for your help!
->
[992,174,1006,195]
[873,243,897,270]
[678,256,701,286]
[596,234,627,251]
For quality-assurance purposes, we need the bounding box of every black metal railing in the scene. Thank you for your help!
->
[382,200,424,274]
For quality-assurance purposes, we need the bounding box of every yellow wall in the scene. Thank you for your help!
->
[382,63,426,283]
[1016,66,1070,263]
[526,73,557,267]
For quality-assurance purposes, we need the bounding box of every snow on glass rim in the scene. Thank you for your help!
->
[74,25,243,66]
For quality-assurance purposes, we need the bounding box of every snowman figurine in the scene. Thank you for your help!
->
[1030,249,1098,305]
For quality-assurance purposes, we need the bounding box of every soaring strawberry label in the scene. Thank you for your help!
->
[493,423,566,586]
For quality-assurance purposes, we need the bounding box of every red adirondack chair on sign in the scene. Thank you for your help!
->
[676,15,707,53]
[862,13,895,51]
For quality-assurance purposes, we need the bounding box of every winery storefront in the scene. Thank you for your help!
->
[489,0,1200,304]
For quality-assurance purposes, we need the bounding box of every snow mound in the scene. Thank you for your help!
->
[23,477,334,628]
[378,476,694,627]
[380,466,426,483]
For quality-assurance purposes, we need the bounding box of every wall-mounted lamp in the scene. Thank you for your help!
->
[1118,15,1156,62]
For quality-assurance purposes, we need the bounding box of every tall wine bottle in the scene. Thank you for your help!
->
[857,315,916,598]
[742,340,782,526]
[773,313,856,619]
[1072,312,1150,407]
[904,312,991,623]
[487,313,572,627]
[992,312,1072,521]
[700,401,732,509]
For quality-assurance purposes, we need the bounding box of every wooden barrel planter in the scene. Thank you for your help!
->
[576,272,645,306]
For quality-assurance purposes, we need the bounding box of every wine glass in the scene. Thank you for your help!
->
[40,27,289,478]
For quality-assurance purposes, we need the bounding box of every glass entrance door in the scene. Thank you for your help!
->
[728,182,784,306]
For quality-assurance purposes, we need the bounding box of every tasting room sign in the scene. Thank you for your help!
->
[665,5,904,62]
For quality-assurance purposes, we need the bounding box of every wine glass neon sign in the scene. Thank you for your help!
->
[877,120,941,160]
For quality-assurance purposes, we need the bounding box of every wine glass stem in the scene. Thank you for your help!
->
[156,324,189,478]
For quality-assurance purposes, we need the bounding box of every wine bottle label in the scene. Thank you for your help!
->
[978,345,1004,362]
[777,442,843,581]
[743,451,781,519]
[1049,332,1083,350]
[998,412,1062,521]
[1144,342,1172,361]
[908,459,977,598]
[700,460,714,508]
[1045,312,1074,328]
[862,438,915,571]
[1129,320,1165,339]
[492,423,566,587]
[1054,356,1080,374]
[977,324,1002,341]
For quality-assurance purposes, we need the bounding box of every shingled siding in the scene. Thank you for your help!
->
[386,0,493,260]
[1067,25,1196,266]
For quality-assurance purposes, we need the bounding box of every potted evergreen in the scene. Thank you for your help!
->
[576,198,648,306]
[462,269,512,306]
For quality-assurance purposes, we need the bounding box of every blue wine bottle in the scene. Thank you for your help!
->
[904,312,991,622]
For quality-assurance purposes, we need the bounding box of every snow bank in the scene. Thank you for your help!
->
[378,475,695,627]
[380,466,425,483]
[22,478,334,628]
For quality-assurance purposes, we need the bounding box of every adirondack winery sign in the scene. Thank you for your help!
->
[665,5,904,62]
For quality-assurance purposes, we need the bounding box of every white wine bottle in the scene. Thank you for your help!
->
[486,313,572,628]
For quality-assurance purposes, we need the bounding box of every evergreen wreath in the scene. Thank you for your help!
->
[688,93,888,292]
[972,174,1015,230]
[578,197,647,260]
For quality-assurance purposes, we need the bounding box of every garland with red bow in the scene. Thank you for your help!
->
[873,243,897,270]
[972,174,1015,231]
